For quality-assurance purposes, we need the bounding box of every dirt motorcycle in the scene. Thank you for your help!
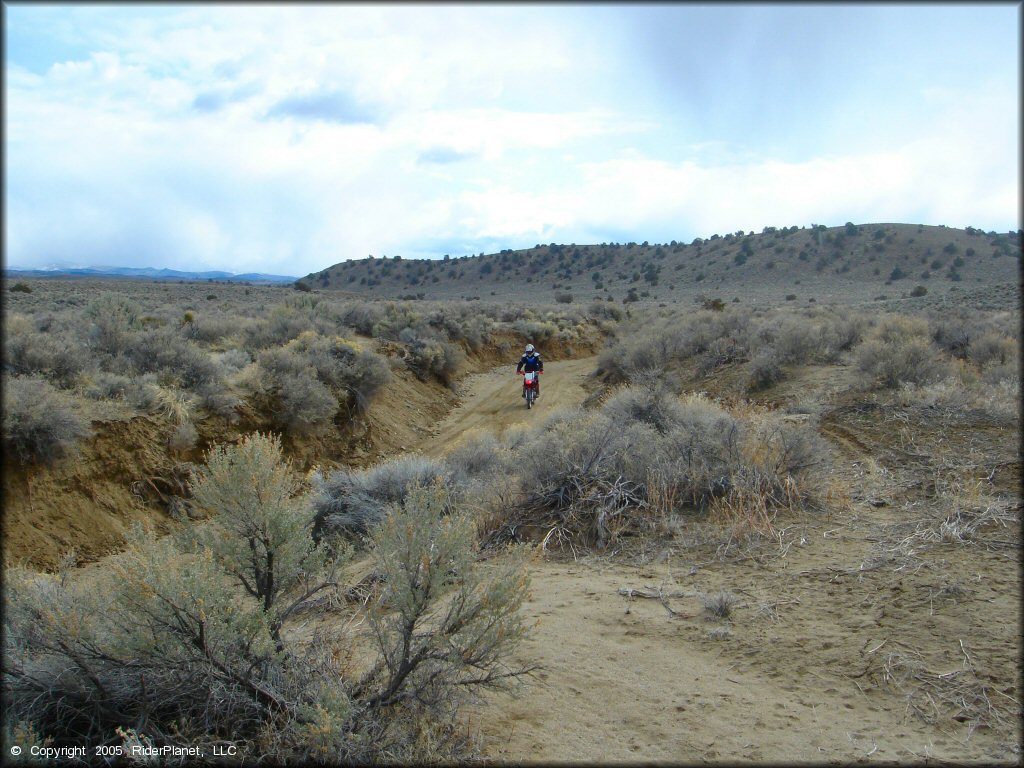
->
[517,370,541,409]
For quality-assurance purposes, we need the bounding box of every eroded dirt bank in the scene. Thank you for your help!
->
[1,336,601,571]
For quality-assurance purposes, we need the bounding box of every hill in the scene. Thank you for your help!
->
[303,223,1021,310]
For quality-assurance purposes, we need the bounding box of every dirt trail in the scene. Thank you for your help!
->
[469,558,903,763]
[415,356,598,457]
[427,357,1020,763]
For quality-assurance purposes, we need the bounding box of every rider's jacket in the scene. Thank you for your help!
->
[517,353,543,373]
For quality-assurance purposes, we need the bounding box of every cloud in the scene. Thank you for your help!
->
[191,82,261,113]
[4,5,1019,277]
[265,89,380,124]
[417,146,478,165]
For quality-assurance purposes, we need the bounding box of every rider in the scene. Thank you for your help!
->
[516,343,543,399]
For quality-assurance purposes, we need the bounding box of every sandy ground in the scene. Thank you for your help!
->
[410,358,1021,764]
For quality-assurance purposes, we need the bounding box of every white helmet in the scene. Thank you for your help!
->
[525,344,535,353]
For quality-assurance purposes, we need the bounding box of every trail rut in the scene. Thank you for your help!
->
[415,356,599,457]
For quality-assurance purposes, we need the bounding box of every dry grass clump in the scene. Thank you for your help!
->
[700,591,741,620]
[3,435,532,764]
[2,376,91,465]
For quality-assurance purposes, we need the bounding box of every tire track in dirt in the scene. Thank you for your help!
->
[414,355,599,457]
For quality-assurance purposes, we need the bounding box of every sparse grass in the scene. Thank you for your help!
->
[875,648,1020,736]
[700,591,740,620]
[151,385,195,424]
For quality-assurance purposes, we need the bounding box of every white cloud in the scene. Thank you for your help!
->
[4,5,1019,276]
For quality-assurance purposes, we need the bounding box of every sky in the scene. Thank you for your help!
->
[4,3,1020,277]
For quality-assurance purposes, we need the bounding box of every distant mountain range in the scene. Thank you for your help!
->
[4,265,298,284]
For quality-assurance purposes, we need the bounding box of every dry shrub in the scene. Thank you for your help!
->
[895,363,1020,423]
[276,375,338,435]
[193,380,242,421]
[587,300,624,322]
[928,311,984,359]
[969,331,1016,370]
[444,430,507,483]
[766,316,819,364]
[597,305,873,387]
[818,312,868,360]
[598,308,752,384]
[3,324,91,389]
[489,387,827,549]
[3,435,532,764]
[502,409,652,548]
[2,376,91,465]
[284,333,392,408]
[126,325,223,391]
[399,328,465,386]
[312,455,454,542]
[360,486,533,713]
[747,350,783,391]
[81,371,134,401]
[84,292,142,356]
[709,413,828,540]
[854,335,949,389]
[255,338,369,435]
[181,312,241,344]
[167,420,199,452]
[257,333,391,430]
[511,319,559,344]
[601,383,689,435]
[214,347,252,374]
[696,336,745,375]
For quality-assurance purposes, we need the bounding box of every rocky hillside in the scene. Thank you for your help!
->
[303,223,1021,308]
